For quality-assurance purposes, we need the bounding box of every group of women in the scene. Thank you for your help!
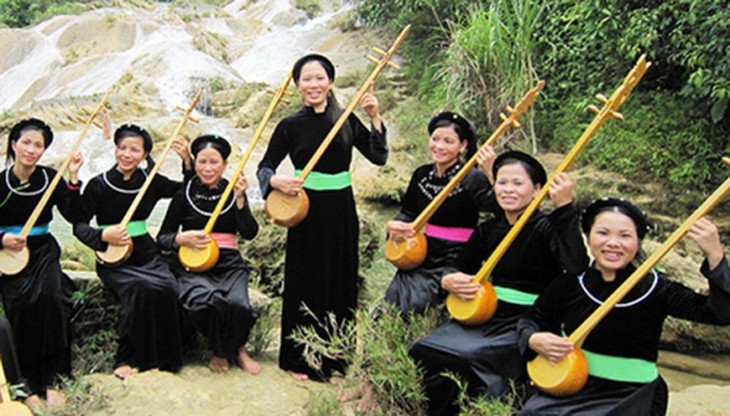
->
[0,51,728,416]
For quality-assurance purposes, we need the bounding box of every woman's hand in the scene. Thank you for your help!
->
[528,332,575,363]
[234,174,248,209]
[441,272,481,300]
[360,82,382,132]
[386,220,415,242]
[1,233,26,251]
[175,230,211,250]
[548,172,573,209]
[270,174,304,196]
[171,136,192,170]
[687,217,725,270]
[101,225,130,246]
[68,151,84,183]
[476,145,496,184]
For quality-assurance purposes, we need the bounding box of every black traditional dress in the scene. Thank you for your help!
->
[257,103,387,380]
[73,167,184,372]
[0,316,28,395]
[517,258,730,416]
[384,163,493,316]
[158,176,259,360]
[409,205,589,415]
[0,166,78,395]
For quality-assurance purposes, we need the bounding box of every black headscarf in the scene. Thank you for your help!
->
[493,150,547,186]
[292,53,335,84]
[581,197,652,239]
[190,134,231,160]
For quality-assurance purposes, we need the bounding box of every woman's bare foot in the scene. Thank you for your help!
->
[337,386,363,403]
[24,394,43,411]
[113,365,138,380]
[356,384,376,414]
[208,355,230,373]
[290,372,309,381]
[45,388,66,410]
[237,347,261,375]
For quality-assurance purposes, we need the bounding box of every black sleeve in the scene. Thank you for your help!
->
[235,194,259,240]
[663,256,730,324]
[463,168,496,214]
[157,191,185,251]
[516,276,569,359]
[393,169,420,223]
[351,115,388,166]
[73,179,106,251]
[257,121,291,198]
[454,224,491,274]
[154,174,184,199]
[542,203,590,275]
[52,173,83,224]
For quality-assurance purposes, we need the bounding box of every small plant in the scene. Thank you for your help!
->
[248,299,279,357]
[295,0,320,18]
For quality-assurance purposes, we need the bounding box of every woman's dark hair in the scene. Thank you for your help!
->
[581,197,652,239]
[190,135,231,160]
[428,112,477,160]
[6,118,53,165]
[293,54,335,84]
[492,151,547,186]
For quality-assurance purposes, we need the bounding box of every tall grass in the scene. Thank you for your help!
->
[436,0,544,151]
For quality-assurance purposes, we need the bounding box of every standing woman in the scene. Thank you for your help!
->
[0,118,82,409]
[257,54,387,381]
[73,124,190,379]
[158,135,260,375]
[409,151,589,415]
[518,198,730,415]
[385,112,495,317]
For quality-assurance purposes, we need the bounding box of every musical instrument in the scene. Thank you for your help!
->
[528,161,730,396]
[95,88,203,265]
[446,55,651,325]
[265,25,411,227]
[0,353,32,416]
[178,73,293,272]
[0,94,108,276]
[385,81,545,271]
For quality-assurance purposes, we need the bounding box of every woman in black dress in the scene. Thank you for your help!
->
[409,151,589,415]
[0,118,82,409]
[257,54,387,381]
[385,111,495,317]
[158,134,260,374]
[73,124,190,379]
[518,197,730,415]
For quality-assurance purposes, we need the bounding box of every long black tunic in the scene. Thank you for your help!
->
[385,163,493,316]
[158,176,259,360]
[409,205,589,415]
[0,166,78,395]
[257,103,387,380]
[517,258,730,415]
[73,167,184,372]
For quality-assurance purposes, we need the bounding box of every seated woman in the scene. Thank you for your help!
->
[158,135,260,374]
[409,151,589,415]
[73,124,190,379]
[0,118,82,409]
[384,112,495,317]
[518,197,730,415]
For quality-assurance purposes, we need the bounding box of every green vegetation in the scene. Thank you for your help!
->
[0,0,95,27]
[295,0,320,18]
[356,0,730,202]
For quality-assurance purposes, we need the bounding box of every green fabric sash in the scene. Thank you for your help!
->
[493,285,539,306]
[295,170,351,191]
[583,348,658,383]
[99,220,148,237]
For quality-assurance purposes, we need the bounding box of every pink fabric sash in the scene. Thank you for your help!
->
[425,223,474,242]
[210,233,238,249]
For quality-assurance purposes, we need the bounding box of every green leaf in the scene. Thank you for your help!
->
[710,97,728,123]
